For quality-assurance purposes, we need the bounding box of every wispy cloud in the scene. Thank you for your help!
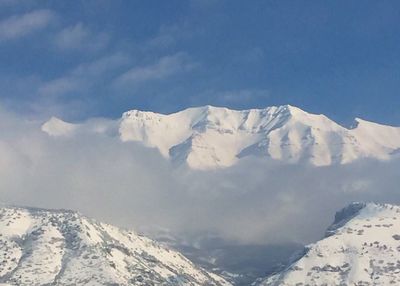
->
[54,23,109,51]
[0,9,54,41]
[38,77,82,97]
[191,88,270,107]
[115,53,196,86]
[38,53,129,97]
[72,53,129,77]
[215,89,270,104]
[145,25,180,50]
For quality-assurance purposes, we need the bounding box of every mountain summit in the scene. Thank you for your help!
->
[257,202,400,285]
[0,206,230,286]
[42,105,400,170]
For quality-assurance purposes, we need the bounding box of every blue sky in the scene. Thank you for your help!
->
[0,0,399,125]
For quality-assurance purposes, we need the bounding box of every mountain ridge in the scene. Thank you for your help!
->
[0,205,230,286]
[41,105,400,170]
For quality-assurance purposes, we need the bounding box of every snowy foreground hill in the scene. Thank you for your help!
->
[42,105,400,170]
[0,206,230,286]
[1,203,400,286]
[257,202,400,286]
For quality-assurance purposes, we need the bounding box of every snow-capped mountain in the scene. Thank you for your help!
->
[0,206,230,286]
[257,202,400,286]
[42,105,400,170]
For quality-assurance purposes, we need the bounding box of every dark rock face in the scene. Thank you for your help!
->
[326,202,367,236]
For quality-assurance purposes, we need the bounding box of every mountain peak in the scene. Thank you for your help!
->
[0,205,230,286]
[279,104,304,114]
[41,116,78,137]
[42,105,400,169]
[326,202,367,235]
[258,202,400,286]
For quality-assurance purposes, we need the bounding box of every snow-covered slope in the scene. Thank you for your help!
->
[42,105,400,170]
[42,117,78,137]
[257,202,400,286]
[0,206,230,286]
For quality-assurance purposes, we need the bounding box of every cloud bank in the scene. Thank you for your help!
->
[0,107,399,246]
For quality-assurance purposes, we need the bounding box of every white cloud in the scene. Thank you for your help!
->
[216,89,270,104]
[72,53,129,77]
[191,88,270,107]
[115,53,196,86]
[145,25,180,50]
[0,9,54,41]
[38,77,82,97]
[0,108,399,246]
[38,53,129,97]
[54,23,109,51]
